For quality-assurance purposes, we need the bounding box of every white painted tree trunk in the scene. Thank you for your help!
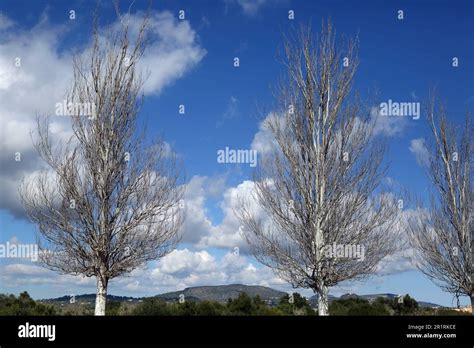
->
[318,285,329,316]
[471,295,474,316]
[94,276,107,316]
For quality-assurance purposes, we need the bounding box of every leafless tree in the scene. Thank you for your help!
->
[408,97,473,313]
[19,6,184,315]
[237,22,401,315]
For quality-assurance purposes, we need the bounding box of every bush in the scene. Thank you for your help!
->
[0,292,56,315]
[195,301,227,315]
[227,293,254,315]
[329,298,389,315]
[172,301,198,316]
[132,298,172,315]
[391,295,418,315]
[278,293,315,315]
[105,300,122,316]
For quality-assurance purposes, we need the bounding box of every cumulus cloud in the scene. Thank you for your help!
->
[250,112,281,156]
[370,106,409,137]
[0,11,205,218]
[0,248,289,298]
[174,174,273,255]
[136,11,206,94]
[196,180,260,252]
[179,175,258,253]
[409,138,430,167]
[0,261,95,290]
[180,176,219,244]
[158,248,216,275]
[374,208,422,275]
[3,263,51,276]
[0,190,422,298]
[129,248,288,295]
[0,19,73,217]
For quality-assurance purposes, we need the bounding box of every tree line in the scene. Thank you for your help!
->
[1,291,469,316]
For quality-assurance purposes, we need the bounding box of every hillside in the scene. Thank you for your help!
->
[40,285,442,308]
[154,284,286,304]
[40,284,287,305]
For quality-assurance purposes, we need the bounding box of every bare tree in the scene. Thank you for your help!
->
[19,7,183,315]
[408,97,473,313]
[237,22,401,315]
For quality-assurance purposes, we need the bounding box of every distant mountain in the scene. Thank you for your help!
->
[40,285,442,308]
[416,301,443,308]
[154,284,287,304]
[344,293,399,301]
[40,284,287,305]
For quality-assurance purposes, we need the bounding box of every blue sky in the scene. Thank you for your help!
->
[0,0,473,307]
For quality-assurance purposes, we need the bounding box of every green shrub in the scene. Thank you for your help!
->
[277,293,315,315]
[0,292,56,315]
[132,298,172,315]
[329,298,389,315]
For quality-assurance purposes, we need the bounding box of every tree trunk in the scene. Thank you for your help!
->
[471,295,474,316]
[94,276,108,316]
[318,284,329,316]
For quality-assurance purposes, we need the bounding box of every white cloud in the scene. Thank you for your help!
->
[251,112,281,155]
[0,19,73,216]
[216,96,239,127]
[225,0,269,16]
[178,175,270,254]
[0,13,15,30]
[180,176,218,244]
[409,138,430,167]
[238,0,268,15]
[376,248,417,275]
[146,248,287,293]
[0,248,289,297]
[179,174,256,252]
[374,208,422,275]
[3,263,51,276]
[136,11,206,95]
[206,174,228,197]
[157,249,216,274]
[0,199,422,298]
[0,11,205,217]
[0,261,95,289]
[370,106,408,137]
[195,180,266,253]
[179,175,254,253]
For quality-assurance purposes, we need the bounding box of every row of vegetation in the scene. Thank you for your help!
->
[0,292,468,316]
[0,292,56,315]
